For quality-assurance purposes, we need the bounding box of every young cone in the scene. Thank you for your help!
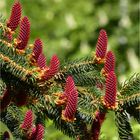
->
[103,51,115,75]
[29,127,36,140]
[104,71,117,109]
[95,29,108,63]
[7,1,22,31]
[21,110,33,131]
[37,53,46,69]
[17,16,30,50]
[54,75,73,105]
[62,76,78,122]
[91,111,106,140]
[33,38,43,60]
[64,75,73,98]
[42,55,60,80]
[34,124,44,140]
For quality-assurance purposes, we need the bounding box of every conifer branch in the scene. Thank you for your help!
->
[0,1,139,140]
[120,73,140,97]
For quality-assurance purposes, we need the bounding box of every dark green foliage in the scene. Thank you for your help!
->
[73,72,104,86]
[78,92,99,117]
[61,58,101,75]
[0,43,36,85]
[119,95,140,123]
[0,79,6,96]
[120,73,140,97]
[55,57,103,83]
[73,113,89,140]
[45,105,76,138]
[0,104,23,138]
[115,111,134,140]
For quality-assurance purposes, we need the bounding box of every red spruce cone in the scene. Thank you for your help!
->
[7,1,22,31]
[34,124,44,140]
[103,51,115,75]
[54,76,74,106]
[91,111,106,140]
[95,29,108,62]
[104,71,117,109]
[43,55,60,80]
[29,127,36,140]
[21,110,33,131]
[37,53,46,69]
[63,75,74,98]
[17,16,30,50]
[33,38,43,60]
[62,76,78,122]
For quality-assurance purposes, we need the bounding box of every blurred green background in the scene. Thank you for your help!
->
[0,0,140,139]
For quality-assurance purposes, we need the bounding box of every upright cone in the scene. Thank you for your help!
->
[7,1,22,31]
[104,71,117,109]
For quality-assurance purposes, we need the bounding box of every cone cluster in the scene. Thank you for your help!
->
[21,110,44,140]
[5,1,60,81]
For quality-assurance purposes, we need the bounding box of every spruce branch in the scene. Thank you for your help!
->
[118,93,140,123]
[115,111,134,140]
[0,1,139,140]
[120,73,140,97]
